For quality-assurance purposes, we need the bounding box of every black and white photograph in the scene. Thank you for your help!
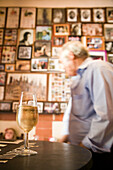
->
[80,9,91,22]
[53,24,70,36]
[16,60,30,71]
[52,36,67,46]
[67,8,78,22]
[0,86,4,100]
[105,42,113,53]
[104,24,113,41]
[18,46,32,60]
[5,64,15,72]
[19,29,34,45]
[106,8,113,23]
[48,58,65,72]
[0,29,4,45]
[53,8,65,23]
[68,36,81,41]
[93,8,105,22]
[70,23,81,36]
[37,8,52,25]
[52,47,62,58]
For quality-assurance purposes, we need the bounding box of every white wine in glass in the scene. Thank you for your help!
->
[16,91,38,156]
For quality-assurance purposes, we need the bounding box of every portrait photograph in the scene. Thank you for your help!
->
[20,7,36,28]
[104,24,113,41]
[4,29,17,45]
[52,8,65,24]
[34,41,51,58]
[5,73,47,101]
[82,24,103,36]
[93,8,105,22]
[53,24,70,36]
[0,72,6,85]
[0,8,6,28]
[89,50,107,61]
[80,9,91,22]
[18,46,32,60]
[52,36,67,46]
[106,8,113,23]
[5,64,15,72]
[0,29,4,45]
[105,42,113,53]
[67,8,78,22]
[0,102,12,112]
[19,29,34,46]
[6,7,20,28]
[70,23,81,36]
[0,86,4,100]
[2,46,16,64]
[31,58,48,71]
[43,102,60,114]
[107,54,113,64]
[16,60,30,71]
[37,8,52,25]
[36,26,52,41]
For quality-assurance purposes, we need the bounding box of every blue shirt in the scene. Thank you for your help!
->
[63,57,113,153]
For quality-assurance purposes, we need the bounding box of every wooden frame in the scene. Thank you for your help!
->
[0,101,12,112]
[80,9,91,22]
[37,8,52,25]
[89,50,107,61]
[18,29,34,45]
[4,29,18,45]
[17,45,32,60]
[67,8,78,22]
[106,8,113,23]
[93,8,105,22]
[70,23,81,36]
[105,42,113,53]
[53,24,70,36]
[16,60,30,71]
[52,8,65,24]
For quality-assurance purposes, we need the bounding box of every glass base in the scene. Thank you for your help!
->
[16,148,37,156]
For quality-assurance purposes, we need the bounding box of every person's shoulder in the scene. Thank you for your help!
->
[89,59,112,69]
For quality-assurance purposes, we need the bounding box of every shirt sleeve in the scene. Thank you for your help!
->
[82,64,113,152]
[62,97,72,135]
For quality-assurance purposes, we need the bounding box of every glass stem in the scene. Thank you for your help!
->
[24,132,29,149]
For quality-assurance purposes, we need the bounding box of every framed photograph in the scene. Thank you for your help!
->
[105,42,113,53]
[60,103,68,113]
[82,24,103,36]
[107,54,113,64]
[104,24,113,41]
[18,46,32,60]
[34,41,51,58]
[16,60,30,71]
[70,23,81,36]
[20,7,36,28]
[0,86,4,100]
[52,36,67,46]
[0,72,6,85]
[53,24,70,36]
[106,8,113,23]
[48,73,71,101]
[48,58,65,72]
[67,8,78,22]
[4,29,17,45]
[52,47,62,58]
[5,64,15,72]
[2,46,16,64]
[82,36,105,51]
[43,102,60,114]
[68,36,81,41]
[37,8,52,25]
[0,64,5,71]
[89,50,107,61]
[93,8,105,22]
[19,29,34,45]
[31,58,48,71]
[0,29,4,45]
[36,26,52,41]
[0,46,2,62]
[5,73,47,101]
[80,9,91,22]
[52,8,65,23]
[12,101,19,113]
[6,7,20,28]
[0,8,6,28]
[37,102,43,113]
[0,102,12,112]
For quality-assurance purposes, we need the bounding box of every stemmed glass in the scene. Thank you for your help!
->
[16,91,38,156]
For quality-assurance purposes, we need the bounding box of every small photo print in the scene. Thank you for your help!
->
[60,103,68,113]
[93,8,105,22]
[5,64,15,72]
[67,8,78,22]
[4,29,17,45]
[31,58,48,71]
[37,8,52,25]
[43,102,60,114]
[105,42,113,53]
[36,26,52,41]
[19,29,34,45]
[106,8,113,23]
[16,60,30,71]
[0,102,12,112]
[82,24,103,36]
[18,46,32,60]
[70,23,81,36]
[52,47,62,58]
[52,36,66,46]
[107,54,113,64]
[80,9,91,22]
[53,8,65,23]
[0,86,4,100]
[0,72,6,85]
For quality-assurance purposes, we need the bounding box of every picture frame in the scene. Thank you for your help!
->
[2,46,16,64]
[104,24,113,41]
[4,29,18,45]
[0,8,6,28]
[53,24,70,36]
[36,26,52,41]
[20,7,36,28]
[0,72,6,85]
[0,64,5,71]
[60,102,68,113]
[52,36,67,46]
[12,101,19,113]
[80,9,91,22]
[107,54,113,64]
[0,29,4,45]
[52,47,62,58]
[52,8,65,24]
[16,60,30,71]
[67,8,78,22]
[5,64,15,72]
[0,86,4,100]
[105,42,113,53]
[31,58,48,71]
[0,46,2,62]
[43,102,60,114]
[48,58,65,72]
[70,23,81,36]
[0,101,12,112]
[18,46,32,60]
[93,8,105,22]
[18,29,34,45]
[106,8,113,23]
[82,24,103,36]
[68,35,81,41]
[6,7,20,28]
[37,8,52,25]
[5,73,47,101]
[37,102,43,113]
[34,41,51,58]
[82,36,105,51]
[89,50,107,61]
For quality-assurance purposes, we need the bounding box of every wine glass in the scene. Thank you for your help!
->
[16,91,38,156]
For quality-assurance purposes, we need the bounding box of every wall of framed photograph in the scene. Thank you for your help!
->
[0,6,113,115]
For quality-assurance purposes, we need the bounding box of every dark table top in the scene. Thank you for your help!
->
[0,140,92,170]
